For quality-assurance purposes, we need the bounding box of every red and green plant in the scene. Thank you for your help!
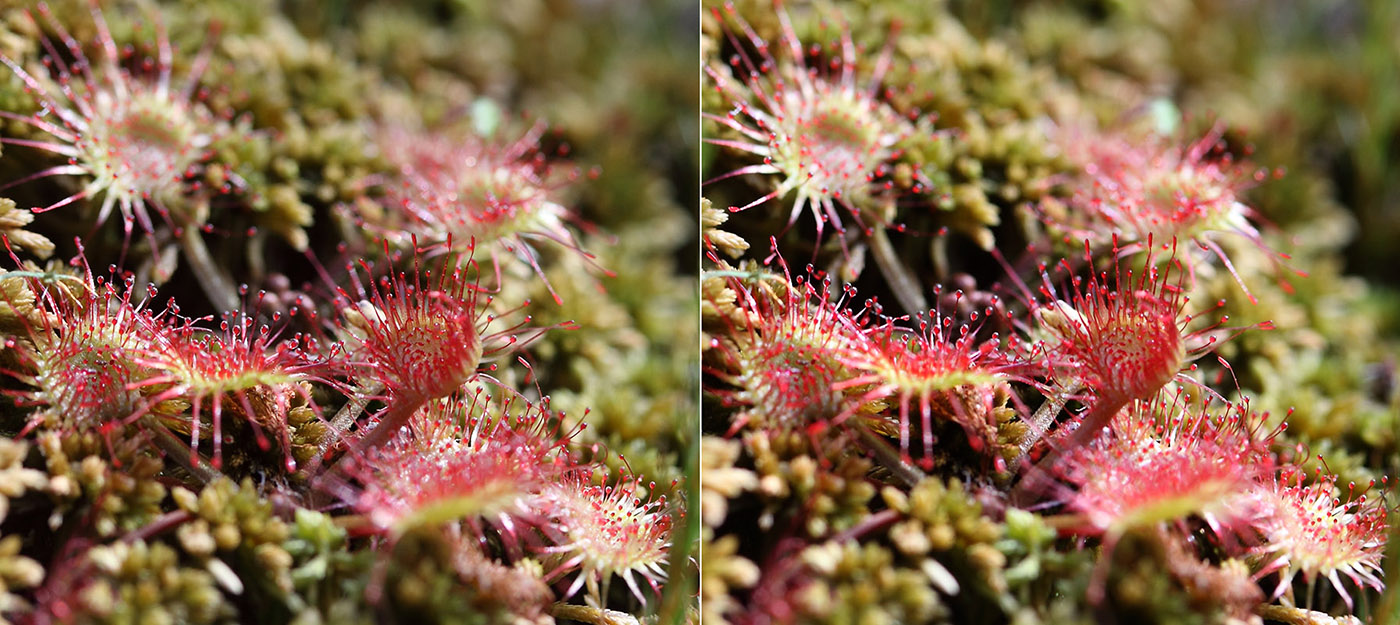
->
[703,1,1396,623]
[0,1,692,623]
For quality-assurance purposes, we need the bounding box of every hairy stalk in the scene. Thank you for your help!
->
[1012,394,1127,505]
[549,604,640,625]
[146,417,223,484]
[1016,383,1082,462]
[656,438,700,625]
[1377,521,1400,622]
[1037,512,1097,534]
[0,271,84,284]
[1254,604,1357,625]
[868,225,927,313]
[829,508,900,545]
[179,226,240,313]
[855,425,925,488]
[245,231,267,282]
[929,233,950,283]
[700,269,788,283]
[123,509,194,544]
[317,381,384,457]
[351,393,427,456]
[1058,394,1129,453]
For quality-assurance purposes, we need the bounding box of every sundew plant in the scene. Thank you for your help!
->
[0,1,696,624]
[702,1,1400,624]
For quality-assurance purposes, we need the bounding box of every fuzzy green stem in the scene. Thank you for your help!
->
[1255,603,1354,625]
[1086,526,1125,606]
[656,435,700,625]
[390,481,520,536]
[1376,521,1400,624]
[549,604,640,625]
[146,418,223,484]
[1059,393,1128,452]
[700,269,783,282]
[123,509,194,544]
[829,508,900,544]
[868,225,928,313]
[0,271,84,284]
[1013,394,1127,506]
[1037,512,1097,534]
[314,381,384,458]
[179,226,240,313]
[350,393,428,456]
[855,424,925,488]
[245,230,267,282]
[1016,383,1082,462]
[929,232,950,282]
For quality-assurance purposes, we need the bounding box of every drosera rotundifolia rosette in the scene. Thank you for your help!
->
[0,1,693,622]
[702,1,1397,622]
